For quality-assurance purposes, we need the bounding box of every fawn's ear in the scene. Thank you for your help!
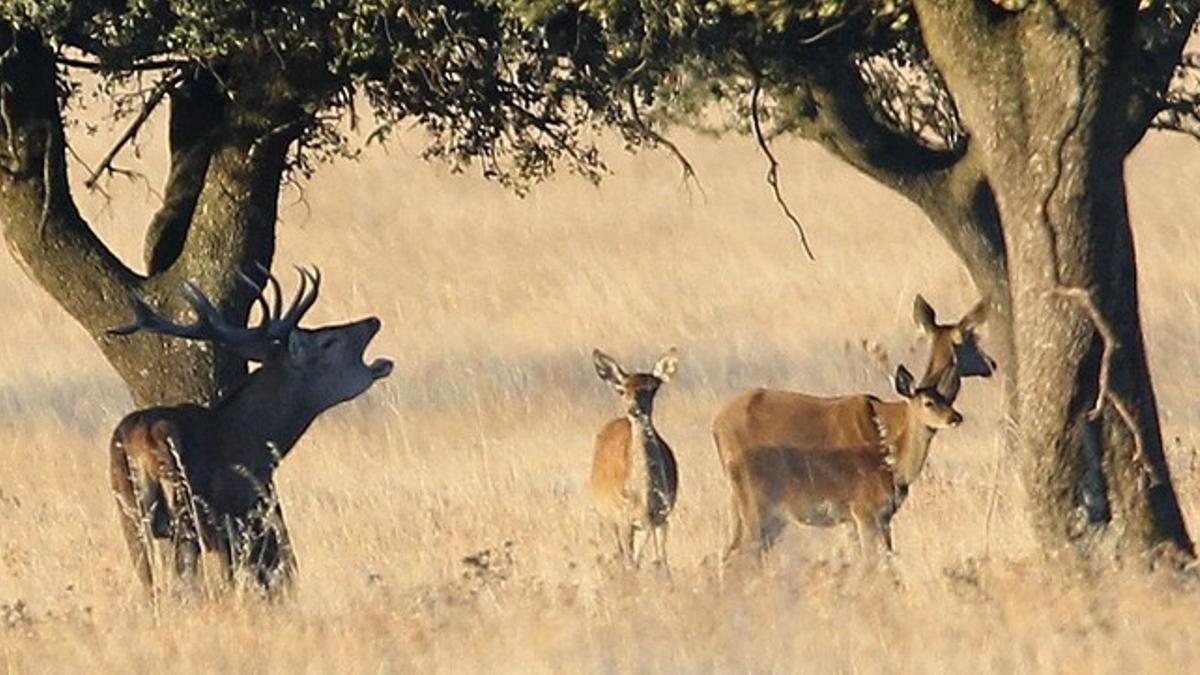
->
[958,297,990,333]
[913,294,938,334]
[652,347,679,383]
[593,349,629,389]
[894,364,916,399]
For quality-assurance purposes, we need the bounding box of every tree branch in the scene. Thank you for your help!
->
[625,84,704,197]
[1121,1,1200,150]
[144,72,224,275]
[750,80,815,260]
[780,57,966,198]
[56,55,193,72]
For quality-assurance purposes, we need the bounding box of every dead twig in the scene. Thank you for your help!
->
[84,71,184,190]
[750,81,815,260]
[1049,287,1114,421]
[626,85,705,199]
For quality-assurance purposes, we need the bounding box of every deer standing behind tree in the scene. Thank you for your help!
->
[589,348,679,572]
[107,267,393,598]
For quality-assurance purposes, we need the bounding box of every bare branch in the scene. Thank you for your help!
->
[625,85,704,197]
[84,71,183,190]
[1049,287,1115,421]
[750,80,815,260]
[56,55,193,72]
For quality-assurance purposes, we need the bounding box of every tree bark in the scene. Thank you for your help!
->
[913,0,1193,563]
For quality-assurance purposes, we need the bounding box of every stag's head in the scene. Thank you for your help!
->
[593,347,678,419]
[112,267,393,411]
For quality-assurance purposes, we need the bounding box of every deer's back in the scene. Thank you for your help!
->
[110,405,209,482]
[714,389,884,469]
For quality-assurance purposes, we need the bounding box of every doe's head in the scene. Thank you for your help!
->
[913,294,996,382]
[592,347,678,418]
[894,363,963,430]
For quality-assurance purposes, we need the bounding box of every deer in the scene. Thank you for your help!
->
[107,267,393,598]
[723,364,963,561]
[711,294,993,478]
[589,347,679,572]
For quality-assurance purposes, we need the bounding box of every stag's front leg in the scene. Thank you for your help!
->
[246,496,298,598]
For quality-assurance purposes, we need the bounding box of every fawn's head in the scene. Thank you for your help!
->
[592,347,678,419]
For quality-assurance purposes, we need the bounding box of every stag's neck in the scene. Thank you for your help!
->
[212,367,322,476]
[871,401,937,488]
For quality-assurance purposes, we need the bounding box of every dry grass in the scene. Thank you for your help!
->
[3,113,1200,672]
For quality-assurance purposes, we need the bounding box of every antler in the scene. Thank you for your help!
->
[109,266,322,360]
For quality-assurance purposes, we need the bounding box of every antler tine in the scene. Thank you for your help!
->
[253,262,284,321]
[238,270,273,329]
[181,281,278,350]
[278,265,321,331]
[108,292,212,339]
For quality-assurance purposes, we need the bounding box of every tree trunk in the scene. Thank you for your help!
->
[914,0,1193,563]
[0,27,295,408]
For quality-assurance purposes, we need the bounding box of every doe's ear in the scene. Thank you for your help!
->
[653,347,679,383]
[935,366,962,402]
[913,294,938,334]
[958,297,990,332]
[592,349,628,388]
[894,364,916,399]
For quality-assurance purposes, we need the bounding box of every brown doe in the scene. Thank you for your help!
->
[724,365,963,560]
[589,348,679,571]
[711,295,992,477]
[107,268,392,597]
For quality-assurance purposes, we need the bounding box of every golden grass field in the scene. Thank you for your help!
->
[4,109,1200,672]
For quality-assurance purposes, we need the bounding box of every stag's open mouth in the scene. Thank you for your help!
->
[368,357,394,379]
[360,317,393,379]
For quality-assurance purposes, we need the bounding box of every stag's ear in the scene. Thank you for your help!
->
[913,294,938,334]
[958,298,990,333]
[593,349,628,389]
[652,347,679,383]
[287,332,316,365]
[894,365,916,399]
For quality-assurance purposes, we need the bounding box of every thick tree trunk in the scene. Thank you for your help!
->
[914,0,1193,562]
[0,27,295,408]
